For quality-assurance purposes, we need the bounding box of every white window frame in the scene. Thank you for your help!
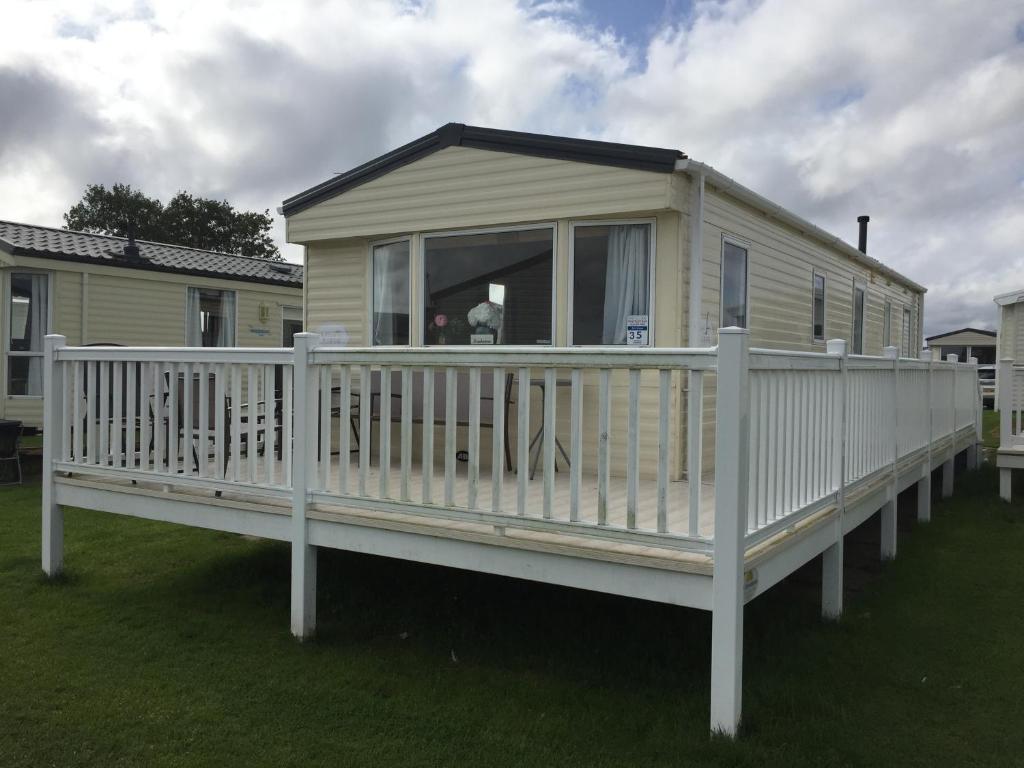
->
[4,269,54,400]
[281,304,303,346]
[883,301,893,349]
[852,282,867,355]
[184,285,238,348]
[367,235,413,347]
[567,217,657,346]
[419,222,557,346]
[811,271,826,343]
[719,234,751,330]
[902,306,913,357]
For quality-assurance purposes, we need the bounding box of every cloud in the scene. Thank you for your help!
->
[0,0,1021,334]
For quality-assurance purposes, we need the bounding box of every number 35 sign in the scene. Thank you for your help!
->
[625,314,649,346]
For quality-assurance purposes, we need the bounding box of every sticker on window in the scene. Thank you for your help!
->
[625,315,649,346]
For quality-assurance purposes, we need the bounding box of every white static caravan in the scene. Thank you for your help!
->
[994,289,1024,498]
[40,126,980,738]
[0,221,304,431]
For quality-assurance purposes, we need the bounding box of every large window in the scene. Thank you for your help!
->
[186,287,236,347]
[572,222,653,345]
[812,272,826,341]
[423,226,553,345]
[721,240,748,329]
[371,239,410,345]
[902,307,912,357]
[7,272,49,396]
[852,284,866,354]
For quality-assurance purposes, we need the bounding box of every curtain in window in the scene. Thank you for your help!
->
[217,290,236,346]
[601,225,650,344]
[373,242,409,345]
[25,274,47,394]
[186,287,202,346]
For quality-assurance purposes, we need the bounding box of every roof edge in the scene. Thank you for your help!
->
[925,327,997,341]
[281,123,686,217]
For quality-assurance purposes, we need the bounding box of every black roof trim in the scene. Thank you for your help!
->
[281,123,686,217]
[925,327,997,342]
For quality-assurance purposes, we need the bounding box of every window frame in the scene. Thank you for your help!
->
[719,234,751,330]
[184,285,238,348]
[367,235,413,347]
[902,306,913,357]
[567,217,657,347]
[4,269,54,400]
[851,281,867,355]
[811,271,827,343]
[883,301,892,349]
[418,222,557,346]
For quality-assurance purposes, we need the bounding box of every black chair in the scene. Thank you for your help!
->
[0,420,23,485]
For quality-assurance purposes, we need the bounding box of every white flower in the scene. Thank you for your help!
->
[467,301,501,329]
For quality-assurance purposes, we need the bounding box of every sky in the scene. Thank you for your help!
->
[0,0,1021,336]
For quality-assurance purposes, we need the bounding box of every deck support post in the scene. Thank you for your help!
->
[710,328,750,737]
[941,459,954,499]
[916,471,931,522]
[290,333,320,639]
[821,534,843,620]
[822,339,848,619]
[880,497,897,560]
[42,334,67,577]
[1000,468,1012,502]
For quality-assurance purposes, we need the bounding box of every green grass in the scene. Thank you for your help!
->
[2,466,1023,767]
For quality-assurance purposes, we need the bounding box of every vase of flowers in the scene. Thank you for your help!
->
[467,301,502,344]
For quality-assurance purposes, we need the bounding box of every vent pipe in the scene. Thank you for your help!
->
[857,215,869,254]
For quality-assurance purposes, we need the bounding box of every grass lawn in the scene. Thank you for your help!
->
[2,463,1023,767]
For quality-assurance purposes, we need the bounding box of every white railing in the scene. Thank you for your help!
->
[43,333,980,553]
[998,360,1024,450]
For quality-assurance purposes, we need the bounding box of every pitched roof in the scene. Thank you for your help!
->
[925,327,997,342]
[281,123,686,217]
[0,220,303,288]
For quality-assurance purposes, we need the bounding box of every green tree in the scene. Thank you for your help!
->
[63,183,282,260]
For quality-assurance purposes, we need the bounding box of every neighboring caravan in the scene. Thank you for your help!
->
[0,220,304,430]
[927,327,996,407]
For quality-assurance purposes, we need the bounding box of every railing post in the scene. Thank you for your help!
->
[710,327,750,737]
[918,349,933,522]
[880,346,899,560]
[42,334,67,577]
[998,357,1013,502]
[290,332,320,639]
[942,354,957,499]
[822,339,846,619]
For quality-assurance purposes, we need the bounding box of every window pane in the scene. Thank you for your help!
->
[188,287,235,347]
[722,242,748,329]
[372,241,410,345]
[424,228,552,345]
[573,223,651,345]
[813,274,825,340]
[853,287,865,354]
[7,273,48,395]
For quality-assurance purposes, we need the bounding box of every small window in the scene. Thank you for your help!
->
[186,287,236,347]
[902,307,913,357]
[721,240,748,329]
[371,240,411,345]
[7,272,49,396]
[883,302,892,349]
[572,222,653,345]
[812,273,826,341]
[852,284,866,355]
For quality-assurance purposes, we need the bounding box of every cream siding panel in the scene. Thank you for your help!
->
[305,240,368,345]
[287,147,673,243]
[928,330,997,348]
[86,273,186,345]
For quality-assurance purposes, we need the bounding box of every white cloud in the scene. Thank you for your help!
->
[0,0,1021,333]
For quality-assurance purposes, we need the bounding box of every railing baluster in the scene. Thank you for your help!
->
[516,368,529,516]
[263,364,274,485]
[283,365,293,487]
[657,369,670,533]
[379,365,391,499]
[73,361,83,464]
[757,373,769,527]
[198,364,209,478]
[319,364,331,492]
[231,365,242,482]
[401,366,412,502]
[152,363,164,473]
[99,361,110,466]
[59,361,71,463]
[444,367,456,507]
[597,368,611,526]
[468,367,480,510]
[124,361,136,467]
[687,369,703,535]
[626,368,640,529]
[250,364,260,484]
[569,368,582,523]
[358,365,370,496]
[338,365,351,495]
[542,367,556,520]
[746,373,759,533]
[111,362,123,468]
[493,368,506,515]
[168,362,179,476]
[422,368,434,504]
[214,363,225,480]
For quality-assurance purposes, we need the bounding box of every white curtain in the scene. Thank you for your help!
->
[373,242,409,345]
[601,225,650,344]
[185,287,202,346]
[25,274,48,394]
[217,290,236,347]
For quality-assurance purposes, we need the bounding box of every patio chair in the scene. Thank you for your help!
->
[0,420,23,485]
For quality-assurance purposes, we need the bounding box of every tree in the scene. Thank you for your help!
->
[63,183,282,260]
